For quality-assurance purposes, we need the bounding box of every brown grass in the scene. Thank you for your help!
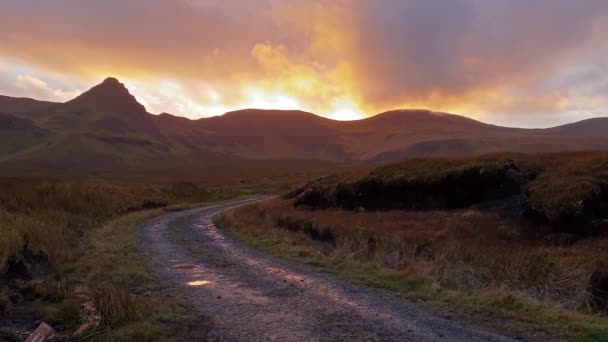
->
[0,180,230,271]
[92,284,144,328]
[222,198,608,312]
[217,200,608,340]
[0,178,266,339]
[287,151,608,234]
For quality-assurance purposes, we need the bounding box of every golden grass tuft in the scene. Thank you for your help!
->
[92,284,145,328]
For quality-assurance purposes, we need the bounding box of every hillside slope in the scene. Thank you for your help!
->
[0,95,57,115]
[1,77,607,178]
[0,112,49,159]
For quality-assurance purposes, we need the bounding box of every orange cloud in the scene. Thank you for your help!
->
[1,0,608,126]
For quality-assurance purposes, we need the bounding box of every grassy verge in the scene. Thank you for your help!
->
[215,202,608,342]
[72,207,217,341]
[24,199,249,341]
[0,177,276,340]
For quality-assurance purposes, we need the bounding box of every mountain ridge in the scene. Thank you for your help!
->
[2,80,606,129]
[1,77,607,178]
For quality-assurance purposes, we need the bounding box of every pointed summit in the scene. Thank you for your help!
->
[101,77,121,85]
[66,77,146,113]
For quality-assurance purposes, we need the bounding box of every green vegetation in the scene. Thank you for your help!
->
[74,209,216,341]
[524,153,608,226]
[288,151,608,234]
[0,178,283,340]
[3,150,607,340]
[217,152,608,341]
[0,112,49,159]
[0,180,227,271]
[216,201,608,341]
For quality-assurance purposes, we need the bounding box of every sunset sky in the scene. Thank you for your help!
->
[1,0,608,127]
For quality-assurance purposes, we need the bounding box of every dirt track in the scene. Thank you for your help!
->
[139,197,514,342]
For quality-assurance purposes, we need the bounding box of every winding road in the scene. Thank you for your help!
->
[139,197,514,342]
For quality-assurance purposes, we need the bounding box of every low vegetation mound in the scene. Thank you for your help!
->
[288,158,529,210]
[0,181,220,279]
[286,152,608,234]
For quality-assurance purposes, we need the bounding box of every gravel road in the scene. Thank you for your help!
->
[139,197,515,342]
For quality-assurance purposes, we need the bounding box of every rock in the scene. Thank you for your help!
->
[26,322,55,342]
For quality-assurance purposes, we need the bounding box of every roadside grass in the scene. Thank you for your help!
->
[0,180,220,271]
[74,208,217,341]
[0,177,280,339]
[215,201,608,342]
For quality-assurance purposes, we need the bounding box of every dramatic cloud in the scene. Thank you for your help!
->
[1,0,607,126]
[0,62,83,102]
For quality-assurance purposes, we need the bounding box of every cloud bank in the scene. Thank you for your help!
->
[1,0,607,126]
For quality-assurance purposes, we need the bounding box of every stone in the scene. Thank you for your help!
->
[26,322,55,342]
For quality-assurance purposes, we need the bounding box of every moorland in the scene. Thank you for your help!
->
[2,78,608,340]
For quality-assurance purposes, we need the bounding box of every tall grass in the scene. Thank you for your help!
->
[92,284,144,328]
[0,179,236,340]
[220,199,608,313]
[0,180,220,271]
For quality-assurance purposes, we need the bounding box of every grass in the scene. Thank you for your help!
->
[0,112,49,160]
[74,208,216,341]
[215,196,608,341]
[0,179,264,272]
[0,205,217,341]
[3,150,606,340]
[287,151,608,233]
[0,177,283,340]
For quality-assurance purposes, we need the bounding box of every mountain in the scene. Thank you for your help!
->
[349,110,608,162]
[36,78,164,141]
[155,109,349,159]
[0,112,49,160]
[0,95,57,115]
[544,117,608,137]
[1,77,607,179]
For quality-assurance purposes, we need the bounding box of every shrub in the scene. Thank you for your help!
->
[92,284,144,328]
[292,158,530,210]
[289,152,608,234]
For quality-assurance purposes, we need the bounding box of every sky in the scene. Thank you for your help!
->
[1,0,608,127]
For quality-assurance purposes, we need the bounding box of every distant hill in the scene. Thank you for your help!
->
[543,117,608,137]
[1,77,607,179]
[0,95,57,115]
[0,112,49,159]
[156,109,349,160]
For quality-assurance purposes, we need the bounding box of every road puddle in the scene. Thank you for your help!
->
[188,280,212,286]
[171,264,198,270]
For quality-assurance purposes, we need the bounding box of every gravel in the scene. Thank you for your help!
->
[139,197,515,342]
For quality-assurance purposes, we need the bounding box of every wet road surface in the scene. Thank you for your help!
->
[139,197,514,342]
